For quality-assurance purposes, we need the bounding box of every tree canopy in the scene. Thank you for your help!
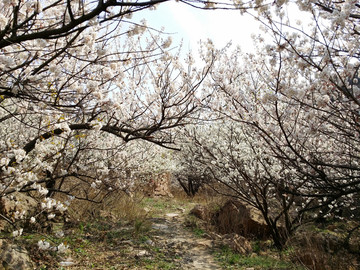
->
[0,0,359,250]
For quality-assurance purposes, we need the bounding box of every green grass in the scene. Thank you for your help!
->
[193,227,205,237]
[214,245,305,270]
[141,196,189,216]
[143,259,176,270]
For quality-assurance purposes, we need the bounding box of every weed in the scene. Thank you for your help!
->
[74,247,86,254]
[143,258,175,269]
[106,230,122,241]
[22,234,36,240]
[214,245,305,270]
[139,235,150,242]
[215,245,241,266]
[184,214,200,228]
[133,218,152,238]
[193,227,205,238]
[252,240,261,254]
[158,261,176,269]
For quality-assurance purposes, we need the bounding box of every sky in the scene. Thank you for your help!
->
[133,1,261,53]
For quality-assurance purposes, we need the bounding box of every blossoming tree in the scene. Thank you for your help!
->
[0,0,221,235]
[177,0,360,248]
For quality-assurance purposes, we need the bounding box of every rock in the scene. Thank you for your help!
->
[145,239,154,246]
[220,233,252,255]
[0,240,33,270]
[214,200,270,239]
[166,213,179,218]
[183,257,194,263]
[121,240,134,246]
[144,172,174,197]
[196,239,212,248]
[135,250,150,257]
[152,223,169,230]
[153,172,174,197]
[0,193,38,231]
[59,258,76,267]
[59,261,75,267]
[177,207,186,213]
[209,232,222,239]
[190,205,210,221]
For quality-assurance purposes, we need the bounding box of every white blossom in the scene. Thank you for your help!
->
[12,228,23,237]
[57,243,68,253]
[38,240,51,250]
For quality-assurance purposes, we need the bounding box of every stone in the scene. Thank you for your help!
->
[196,239,212,248]
[0,240,33,270]
[220,233,252,255]
[214,200,270,239]
[121,240,134,246]
[166,213,179,218]
[145,172,174,197]
[0,193,37,216]
[145,239,154,246]
[152,223,169,230]
[153,172,173,197]
[190,205,210,221]
[59,258,76,267]
[0,193,38,231]
[176,207,186,213]
[135,250,150,257]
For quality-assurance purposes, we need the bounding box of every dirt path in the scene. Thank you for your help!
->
[51,200,223,269]
[150,211,221,270]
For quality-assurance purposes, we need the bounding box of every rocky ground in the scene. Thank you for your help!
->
[41,198,225,269]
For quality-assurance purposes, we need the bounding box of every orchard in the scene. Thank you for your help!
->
[0,0,359,268]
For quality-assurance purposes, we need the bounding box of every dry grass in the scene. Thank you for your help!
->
[286,222,360,270]
[67,190,149,224]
